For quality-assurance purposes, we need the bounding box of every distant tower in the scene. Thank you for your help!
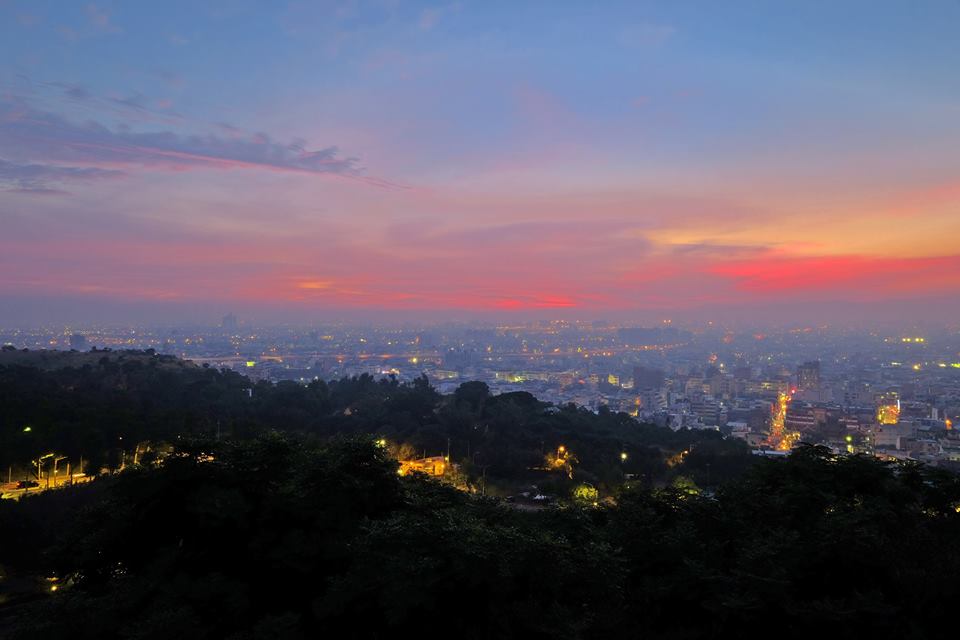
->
[796,361,820,390]
[221,313,238,332]
[69,333,87,350]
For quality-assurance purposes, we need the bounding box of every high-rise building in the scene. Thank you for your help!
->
[796,361,820,390]
[68,333,87,350]
[221,313,238,331]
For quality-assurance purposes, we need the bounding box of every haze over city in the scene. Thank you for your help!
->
[3,1,959,326]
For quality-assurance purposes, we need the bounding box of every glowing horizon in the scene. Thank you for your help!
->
[2,2,959,325]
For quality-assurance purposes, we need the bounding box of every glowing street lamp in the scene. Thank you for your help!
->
[620,452,628,462]
[34,452,54,485]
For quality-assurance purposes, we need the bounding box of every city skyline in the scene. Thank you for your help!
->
[3,1,960,325]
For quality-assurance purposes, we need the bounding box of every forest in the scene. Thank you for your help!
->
[3,350,960,638]
[0,348,751,493]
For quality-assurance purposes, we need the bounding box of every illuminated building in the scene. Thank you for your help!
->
[876,392,901,425]
[398,456,448,477]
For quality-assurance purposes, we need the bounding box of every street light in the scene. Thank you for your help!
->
[34,453,54,486]
[52,456,67,488]
[22,426,32,433]
[620,452,628,462]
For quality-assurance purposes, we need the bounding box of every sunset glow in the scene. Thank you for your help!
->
[2,1,959,324]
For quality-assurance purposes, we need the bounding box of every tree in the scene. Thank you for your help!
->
[453,381,489,412]
[572,483,599,506]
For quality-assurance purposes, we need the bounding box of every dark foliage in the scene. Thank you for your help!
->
[5,353,957,638]
[1,441,959,639]
[0,351,752,492]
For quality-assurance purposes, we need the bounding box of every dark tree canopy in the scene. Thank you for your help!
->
[3,352,959,639]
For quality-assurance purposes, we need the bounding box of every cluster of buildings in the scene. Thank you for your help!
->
[4,318,960,467]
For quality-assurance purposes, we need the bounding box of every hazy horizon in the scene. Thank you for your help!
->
[2,293,957,332]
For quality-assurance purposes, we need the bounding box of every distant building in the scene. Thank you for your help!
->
[68,333,87,350]
[876,391,901,425]
[797,361,820,390]
[398,456,449,477]
[618,326,690,346]
[221,313,238,331]
[785,404,817,432]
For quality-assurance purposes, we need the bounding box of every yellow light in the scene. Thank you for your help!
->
[912,364,921,371]
[23,426,32,432]
[410,357,418,364]
[50,585,58,592]
[620,452,628,461]
[558,445,565,453]
[245,361,256,367]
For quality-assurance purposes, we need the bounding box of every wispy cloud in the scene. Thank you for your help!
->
[0,157,123,193]
[0,99,403,188]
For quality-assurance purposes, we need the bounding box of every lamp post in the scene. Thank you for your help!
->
[52,456,67,488]
[35,453,53,488]
[12,426,33,484]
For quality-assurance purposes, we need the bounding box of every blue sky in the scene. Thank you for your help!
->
[2,1,959,324]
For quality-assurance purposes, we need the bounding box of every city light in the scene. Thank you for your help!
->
[769,392,800,452]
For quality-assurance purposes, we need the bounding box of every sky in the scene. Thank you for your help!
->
[2,0,959,326]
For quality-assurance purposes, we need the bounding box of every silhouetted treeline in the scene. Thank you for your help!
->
[0,350,752,490]
[2,439,959,639]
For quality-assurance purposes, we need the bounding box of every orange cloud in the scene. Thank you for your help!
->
[711,254,960,297]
